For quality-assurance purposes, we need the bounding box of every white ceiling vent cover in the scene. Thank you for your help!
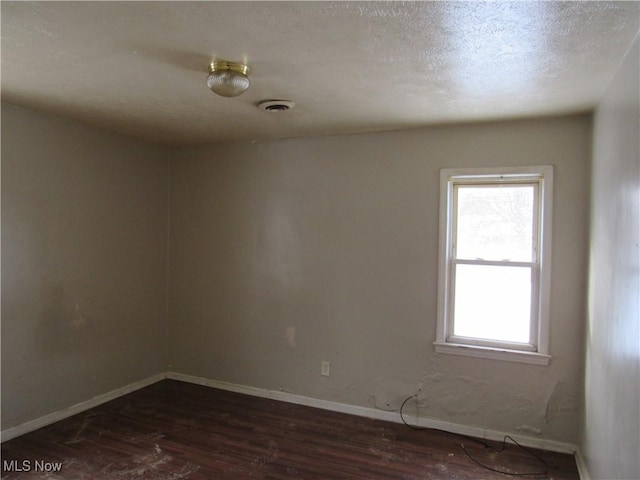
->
[258,100,296,112]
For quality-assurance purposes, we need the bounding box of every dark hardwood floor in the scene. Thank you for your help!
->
[1,380,579,479]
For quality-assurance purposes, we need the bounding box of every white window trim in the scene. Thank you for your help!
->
[434,165,553,366]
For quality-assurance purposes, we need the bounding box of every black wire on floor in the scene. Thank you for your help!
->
[399,395,549,477]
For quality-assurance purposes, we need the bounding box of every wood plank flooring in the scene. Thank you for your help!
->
[1,380,579,479]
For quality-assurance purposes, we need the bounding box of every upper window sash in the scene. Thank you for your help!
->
[450,180,541,264]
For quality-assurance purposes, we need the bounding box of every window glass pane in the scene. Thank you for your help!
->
[453,264,531,343]
[456,185,534,261]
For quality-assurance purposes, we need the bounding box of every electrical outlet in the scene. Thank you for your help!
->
[321,361,331,376]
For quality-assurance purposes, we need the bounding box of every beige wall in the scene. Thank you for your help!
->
[169,115,591,443]
[1,103,168,430]
[1,101,594,447]
[583,35,640,479]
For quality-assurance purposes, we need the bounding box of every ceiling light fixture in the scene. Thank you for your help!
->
[206,61,250,97]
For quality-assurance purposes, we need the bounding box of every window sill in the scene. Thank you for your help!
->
[433,342,551,366]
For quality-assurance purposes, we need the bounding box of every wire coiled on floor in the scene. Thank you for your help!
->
[399,395,549,477]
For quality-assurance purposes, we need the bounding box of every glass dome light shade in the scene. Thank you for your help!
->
[207,61,250,97]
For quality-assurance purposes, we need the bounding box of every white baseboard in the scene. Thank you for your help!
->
[1,372,166,443]
[575,449,591,480]
[166,371,577,455]
[2,370,581,468]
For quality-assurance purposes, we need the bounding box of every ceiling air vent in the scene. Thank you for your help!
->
[258,100,296,112]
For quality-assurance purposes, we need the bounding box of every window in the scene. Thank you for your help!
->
[435,166,553,365]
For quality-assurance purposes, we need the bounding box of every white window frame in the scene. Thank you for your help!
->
[434,166,553,366]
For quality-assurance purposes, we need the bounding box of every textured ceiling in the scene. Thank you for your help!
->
[2,1,638,146]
